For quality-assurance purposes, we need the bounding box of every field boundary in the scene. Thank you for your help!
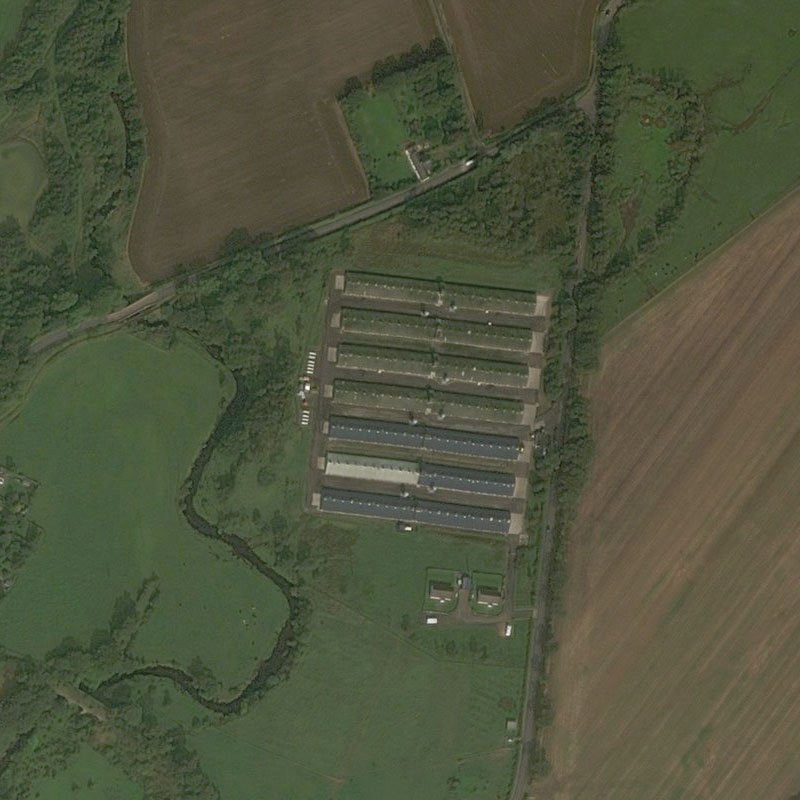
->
[604,181,800,347]
[538,184,800,798]
[427,0,483,145]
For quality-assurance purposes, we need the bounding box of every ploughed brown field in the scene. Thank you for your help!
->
[441,0,599,131]
[127,0,435,281]
[536,190,800,799]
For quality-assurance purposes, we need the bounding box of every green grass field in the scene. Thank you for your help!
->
[341,52,471,194]
[595,80,681,256]
[0,334,288,689]
[125,469,525,800]
[0,140,46,226]
[0,0,28,51]
[193,606,520,800]
[29,746,144,800]
[187,522,523,800]
[600,0,800,329]
[344,90,414,187]
[342,221,564,292]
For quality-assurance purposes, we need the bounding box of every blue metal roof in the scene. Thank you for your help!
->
[419,463,515,496]
[320,488,511,534]
[328,416,520,460]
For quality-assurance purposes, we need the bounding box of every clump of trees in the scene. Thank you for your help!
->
[0,0,146,401]
[144,240,326,584]
[0,667,91,800]
[0,573,222,800]
[370,37,447,83]
[98,719,220,800]
[403,106,593,255]
[0,220,75,401]
[337,37,448,100]
[336,36,448,96]
[339,37,470,193]
[575,24,707,367]
[164,251,307,477]
[0,468,41,596]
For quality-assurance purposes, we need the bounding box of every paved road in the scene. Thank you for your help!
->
[307,158,476,239]
[28,284,175,356]
[27,156,478,359]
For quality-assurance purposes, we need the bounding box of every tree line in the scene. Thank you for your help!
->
[337,36,448,100]
[0,0,145,402]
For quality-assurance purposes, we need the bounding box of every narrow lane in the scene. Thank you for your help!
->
[28,285,175,356]
[27,159,478,358]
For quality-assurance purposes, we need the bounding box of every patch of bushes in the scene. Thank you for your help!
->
[0,0,146,402]
[370,37,448,85]
[403,106,593,255]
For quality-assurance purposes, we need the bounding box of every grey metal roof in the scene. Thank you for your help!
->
[328,416,520,460]
[423,425,520,459]
[320,488,414,521]
[419,463,515,496]
[328,416,424,449]
[415,498,510,533]
[319,488,511,534]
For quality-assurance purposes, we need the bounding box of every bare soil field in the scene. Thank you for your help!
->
[440,0,600,131]
[127,0,435,281]
[535,190,800,799]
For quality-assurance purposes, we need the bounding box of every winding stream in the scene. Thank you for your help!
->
[98,373,306,715]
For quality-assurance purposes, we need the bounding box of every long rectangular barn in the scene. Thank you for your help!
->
[336,344,530,388]
[328,415,522,460]
[309,270,549,536]
[320,488,511,534]
[324,452,516,497]
[343,272,542,316]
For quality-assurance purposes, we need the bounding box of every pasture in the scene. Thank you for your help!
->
[127,0,436,280]
[191,521,525,800]
[345,220,565,290]
[441,0,600,130]
[537,190,800,799]
[344,89,413,188]
[0,140,46,226]
[30,746,144,800]
[600,0,800,329]
[0,0,28,51]
[341,44,470,192]
[0,334,288,689]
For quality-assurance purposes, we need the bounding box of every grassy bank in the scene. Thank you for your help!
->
[191,522,523,800]
[0,0,29,50]
[597,0,800,329]
[0,140,46,225]
[0,334,288,689]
